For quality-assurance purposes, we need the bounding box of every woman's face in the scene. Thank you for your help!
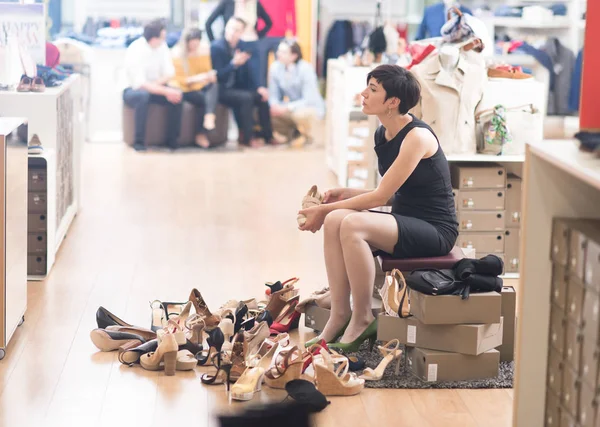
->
[187,38,201,54]
[276,43,294,65]
[361,78,395,116]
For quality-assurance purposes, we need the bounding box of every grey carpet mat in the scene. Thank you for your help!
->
[345,341,514,389]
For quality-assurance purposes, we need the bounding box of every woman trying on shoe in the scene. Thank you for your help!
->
[171,29,219,148]
[298,65,458,351]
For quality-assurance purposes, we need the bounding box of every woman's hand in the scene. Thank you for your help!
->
[323,188,348,204]
[298,205,328,233]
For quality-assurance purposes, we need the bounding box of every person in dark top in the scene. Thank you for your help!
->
[204,0,272,42]
[211,17,274,147]
[298,64,458,350]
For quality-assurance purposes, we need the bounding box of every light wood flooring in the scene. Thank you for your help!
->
[0,143,514,427]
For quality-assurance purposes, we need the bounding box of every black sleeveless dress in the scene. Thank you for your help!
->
[372,114,458,258]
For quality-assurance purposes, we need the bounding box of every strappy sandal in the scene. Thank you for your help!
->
[297,185,324,226]
[313,352,365,396]
[264,346,312,389]
[229,331,248,382]
[197,327,225,366]
[176,350,198,371]
[118,339,159,365]
[189,289,221,328]
[201,351,233,391]
[379,269,410,318]
[246,333,290,369]
[150,300,167,332]
[296,287,331,313]
[359,339,402,381]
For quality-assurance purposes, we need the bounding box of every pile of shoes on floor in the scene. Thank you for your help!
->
[90,278,402,401]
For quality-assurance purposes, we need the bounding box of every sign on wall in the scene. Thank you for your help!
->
[0,3,46,65]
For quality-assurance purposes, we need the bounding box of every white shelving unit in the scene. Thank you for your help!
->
[513,140,600,426]
[0,76,83,280]
[0,118,28,361]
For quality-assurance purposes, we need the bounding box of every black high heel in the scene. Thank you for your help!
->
[256,310,274,327]
[197,327,224,365]
[232,303,248,334]
[265,281,283,295]
[241,317,255,331]
[201,359,233,391]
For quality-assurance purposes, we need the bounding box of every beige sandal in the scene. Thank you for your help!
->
[297,185,324,226]
[296,287,331,313]
[359,339,402,381]
[379,269,410,318]
[313,352,364,396]
[176,350,198,371]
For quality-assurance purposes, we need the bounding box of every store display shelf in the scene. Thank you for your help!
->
[492,16,571,29]
[501,272,519,280]
[490,54,539,67]
[446,153,525,163]
[528,139,600,191]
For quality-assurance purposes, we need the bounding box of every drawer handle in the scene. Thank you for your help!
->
[37,236,43,242]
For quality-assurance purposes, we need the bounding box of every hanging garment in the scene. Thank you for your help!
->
[259,0,296,37]
[383,23,399,56]
[410,52,487,155]
[368,27,387,55]
[416,2,472,40]
[544,38,576,115]
[323,20,354,77]
[569,49,583,112]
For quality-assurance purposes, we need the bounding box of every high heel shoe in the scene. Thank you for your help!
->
[304,318,350,348]
[264,346,310,389]
[230,367,266,401]
[197,327,225,365]
[150,300,167,332]
[264,277,298,296]
[201,357,233,391]
[232,302,248,334]
[313,354,364,396]
[90,329,145,352]
[96,306,132,329]
[189,288,221,328]
[328,319,378,353]
[359,339,402,381]
[105,325,157,341]
[139,333,179,376]
[118,339,158,365]
[157,301,192,345]
[176,350,198,371]
[218,317,234,352]
[269,299,301,335]
[230,331,248,382]
[244,321,270,357]
[379,269,410,318]
[246,333,290,369]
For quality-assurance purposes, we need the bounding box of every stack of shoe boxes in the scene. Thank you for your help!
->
[346,120,373,190]
[377,285,517,382]
[27,158,47,275]
[546,219,600,427]
[452,164,507,271]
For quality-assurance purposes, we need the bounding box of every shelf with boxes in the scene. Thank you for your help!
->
[514,140,600,427]
[451,162,523,279]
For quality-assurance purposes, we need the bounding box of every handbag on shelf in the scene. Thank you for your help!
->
[441,7,474,44]
[475,103,542,155]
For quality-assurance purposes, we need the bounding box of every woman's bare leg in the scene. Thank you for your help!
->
[338,212,399,343]
[317,209,357,342]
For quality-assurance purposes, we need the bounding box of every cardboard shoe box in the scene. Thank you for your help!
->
[28,169,47,192]
[579,381,596,427]
[550,303,566,355]
[562,364,580,418]
[566,276,585,324]
[410,290,501,325]
[456,189,506,211]
[451,164,506,189]
[552,264,569,311]
[585,236,600,291]
[504,229,520,274]
[545,390,561,427]
[377,314,503,356]
[564,319,582,371]
[28,192,47,214]
[552,218,573,267]
[27,213,47,233]
[27,255,46,275]
[27,233,46,253]
[505,175,522,228]
[570,228,587,283]
[458,211,506,232]
[499,286,517,362]
[406,347,499,382]
[457,232,505,254]
[547,347,563,396]
[452,189,459,212]
[581,287,600,387]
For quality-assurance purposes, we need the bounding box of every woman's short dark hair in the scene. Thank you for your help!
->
[144,20,166,42]
[185,28,203,43]
[366,65,421,115]
[280,39,303,62]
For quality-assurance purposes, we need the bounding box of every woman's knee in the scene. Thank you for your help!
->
[323,209,352,235]
[339,213,366,242]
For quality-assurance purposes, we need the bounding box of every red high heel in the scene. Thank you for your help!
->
[269,299,301,335]
[302,339,330,373]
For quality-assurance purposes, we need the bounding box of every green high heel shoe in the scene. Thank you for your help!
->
[304,318,350,348]
[328,319,378,353]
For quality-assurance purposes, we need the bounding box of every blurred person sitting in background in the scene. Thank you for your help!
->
[268,39,325,148]
[171,28,218,148]
[211,17,275,148]
[123,20,183,151]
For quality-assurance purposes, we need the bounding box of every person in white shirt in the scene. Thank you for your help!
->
[123,20,183,151]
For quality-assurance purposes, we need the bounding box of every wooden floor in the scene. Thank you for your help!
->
[0,143,514,427]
